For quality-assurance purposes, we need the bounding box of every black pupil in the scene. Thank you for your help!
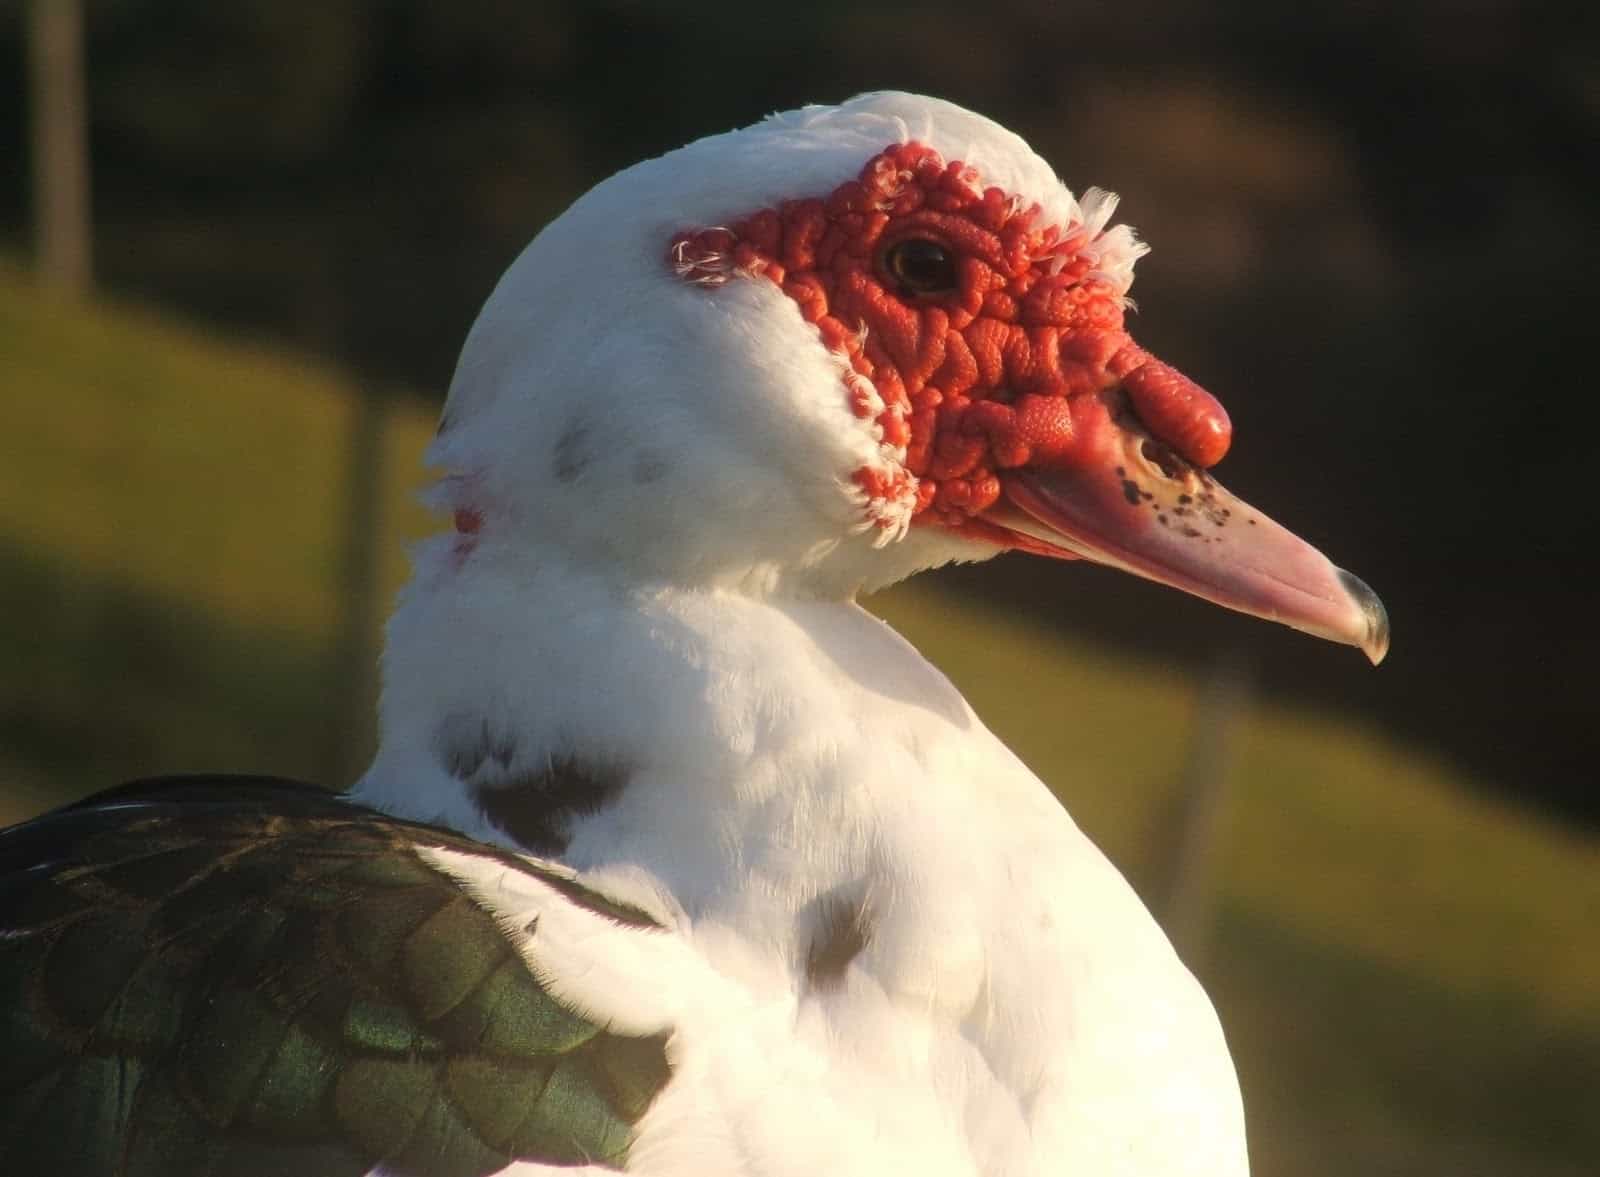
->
[887,238,957,294]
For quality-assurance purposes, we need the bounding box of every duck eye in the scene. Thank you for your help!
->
[883,238,958,296]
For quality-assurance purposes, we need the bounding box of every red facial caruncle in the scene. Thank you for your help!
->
[667,140,1232,540]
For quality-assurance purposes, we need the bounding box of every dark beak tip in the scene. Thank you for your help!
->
[1337,567,1390,666]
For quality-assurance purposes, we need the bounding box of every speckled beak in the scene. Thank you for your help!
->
[989,418,1390,665]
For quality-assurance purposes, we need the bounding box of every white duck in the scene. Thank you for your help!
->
[0,91,1385,1177]
[356,88,1385,1174]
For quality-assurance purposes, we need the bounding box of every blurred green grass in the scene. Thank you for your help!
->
[1,261,1595,1176]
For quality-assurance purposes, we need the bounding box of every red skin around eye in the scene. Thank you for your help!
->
[668,141,1232,527]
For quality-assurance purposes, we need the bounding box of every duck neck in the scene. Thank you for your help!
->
[353,536,978,879]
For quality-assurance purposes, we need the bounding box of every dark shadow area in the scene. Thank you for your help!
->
[0,539,353,806]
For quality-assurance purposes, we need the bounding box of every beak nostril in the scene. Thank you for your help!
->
[1139,439,1187,482]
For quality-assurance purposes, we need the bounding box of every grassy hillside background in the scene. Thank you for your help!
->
[1,262,1596,1176]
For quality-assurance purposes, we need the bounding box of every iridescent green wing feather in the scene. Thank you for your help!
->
[0,778,671,1176]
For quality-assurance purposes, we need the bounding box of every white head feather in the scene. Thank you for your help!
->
[425,91,1145,599]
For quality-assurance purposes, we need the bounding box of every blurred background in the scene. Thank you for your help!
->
[1,2,1595,1174]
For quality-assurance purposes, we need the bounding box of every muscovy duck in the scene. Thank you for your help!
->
[0,91,1386,1177]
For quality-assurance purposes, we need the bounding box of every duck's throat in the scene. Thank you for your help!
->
[354,542,977,880]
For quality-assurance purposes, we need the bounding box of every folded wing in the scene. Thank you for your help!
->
[0,777,672,1177]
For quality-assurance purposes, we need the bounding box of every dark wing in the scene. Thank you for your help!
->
[0,776,671,1176]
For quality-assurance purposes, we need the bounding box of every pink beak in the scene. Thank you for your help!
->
[983,400,1390,665]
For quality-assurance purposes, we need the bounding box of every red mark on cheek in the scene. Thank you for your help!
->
[451,506,482,568]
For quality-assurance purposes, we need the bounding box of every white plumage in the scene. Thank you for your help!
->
[352,91,1386,1176]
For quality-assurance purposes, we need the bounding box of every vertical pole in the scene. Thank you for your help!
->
[27,0,93,296]
[302,246,386,789]
[331,382,387,786]
[1159,651,1252,965]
